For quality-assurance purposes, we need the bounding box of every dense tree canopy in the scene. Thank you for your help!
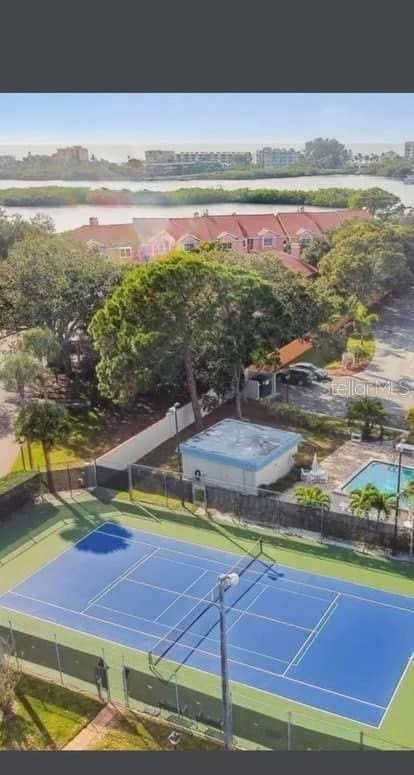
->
[316,220,412,301]
[304,138,351,169]
[90,254,286,426]
[0,233,123,366]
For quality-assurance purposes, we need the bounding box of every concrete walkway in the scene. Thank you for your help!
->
[63,702,120,750]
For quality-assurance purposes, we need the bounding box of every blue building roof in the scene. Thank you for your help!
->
[180,419,302,472]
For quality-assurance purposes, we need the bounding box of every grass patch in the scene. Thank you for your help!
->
[93,709,221,751]
[0,470,38,495]
[0,672,101,750]
[11,409,107,472]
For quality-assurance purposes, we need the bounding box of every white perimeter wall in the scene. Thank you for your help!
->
[96,390,224,470]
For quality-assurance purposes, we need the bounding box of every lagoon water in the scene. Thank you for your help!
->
[0,174,413,232]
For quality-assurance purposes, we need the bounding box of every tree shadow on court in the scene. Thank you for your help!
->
[50,493,132,553]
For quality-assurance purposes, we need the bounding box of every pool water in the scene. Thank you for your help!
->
[343,460,414,503]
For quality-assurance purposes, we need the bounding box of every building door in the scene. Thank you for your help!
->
[247,239,254,251]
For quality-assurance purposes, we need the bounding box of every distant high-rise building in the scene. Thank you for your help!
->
[256,147,303,168]
[174,151,252,167]
[145,150,175,163]
[53,145,89,163]
[405,142,414,160]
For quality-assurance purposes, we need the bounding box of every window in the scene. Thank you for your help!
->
[263,237,273,247]
[157,242,169,254]
[221,242,232,250]
[184,242,195,251]
[119,247,132,258]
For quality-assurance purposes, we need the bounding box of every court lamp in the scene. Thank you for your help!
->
[166,402,184,506]
[218,571,239,751]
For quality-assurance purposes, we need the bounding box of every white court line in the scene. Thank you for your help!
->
[83,547,160,612]
[0,597,386,726]
[99,523,414,616]
[120,577,312,631]
[283,594,340,677]
[227,586,268,634]
[153,570,209,623]
[92,601,290,669]
[5,522,105,594]
[378,651,414,727]
[100,522,414,614]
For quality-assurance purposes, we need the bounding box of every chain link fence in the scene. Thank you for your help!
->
[0,621,408,751]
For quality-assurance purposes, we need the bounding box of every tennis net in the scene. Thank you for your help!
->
[149,537,264,667]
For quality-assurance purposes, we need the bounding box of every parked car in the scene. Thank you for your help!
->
[293,362,331,381]
[277,366,313,386]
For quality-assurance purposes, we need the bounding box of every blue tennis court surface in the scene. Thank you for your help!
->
[1,521,414,727]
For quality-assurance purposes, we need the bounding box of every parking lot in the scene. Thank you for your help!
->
[284,289,414,428]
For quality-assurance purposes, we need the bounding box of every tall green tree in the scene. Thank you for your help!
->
[90,254,223,431]
[13,401,70,489]
[351,301,378,344]
[346,397,387,440]
[0,233,122,373]
[304,138,351,168]
[317,220,411,301]
[348,188,402,216]
[0,350,42,401]
[208,265,285,418]
[211,249,330,340]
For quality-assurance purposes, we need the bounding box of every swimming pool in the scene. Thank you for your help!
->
[343,460,414,503]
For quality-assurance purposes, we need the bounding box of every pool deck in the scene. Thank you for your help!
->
[283,440,414,516]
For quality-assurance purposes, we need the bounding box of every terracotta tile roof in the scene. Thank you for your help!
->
[69,223,141,247]
[232,213,284,237]
[276,211,323,239]
[268,250,317,278]
[248,337,314,372]
[310,208,371,231]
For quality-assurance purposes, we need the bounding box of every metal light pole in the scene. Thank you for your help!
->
[394,440,406,553]
[218,571,239,751]
[167,403,183,506]
[18,438,26,471]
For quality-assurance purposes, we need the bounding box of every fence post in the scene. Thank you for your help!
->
[102,648,111,702]
[287,711,292,750]
[359,730,364,750]
[8,620,20,671]
[54,634,64,684]
[174,673,181,715]
[122,656,130,707]
[67,464,73,498]
[128,464,133,503]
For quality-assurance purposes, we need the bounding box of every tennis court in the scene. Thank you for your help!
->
[1,520,413,727]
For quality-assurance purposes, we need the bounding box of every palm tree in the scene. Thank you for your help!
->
[367,487,395,525]
[295,485,331,510]
[0,351,42,401]
[406,407,414,436]
[351,301,378,345]
[346,397,387,441]
[349,484,377,519]
[13,401,70,490]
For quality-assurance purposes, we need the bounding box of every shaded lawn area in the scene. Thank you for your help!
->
[93,709,221,751]
[0,673,101,751]
[11,406,163,473]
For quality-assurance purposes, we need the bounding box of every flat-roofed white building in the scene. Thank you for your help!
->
[180,419,302,491]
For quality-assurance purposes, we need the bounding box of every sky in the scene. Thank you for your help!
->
[0,93,413,159]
